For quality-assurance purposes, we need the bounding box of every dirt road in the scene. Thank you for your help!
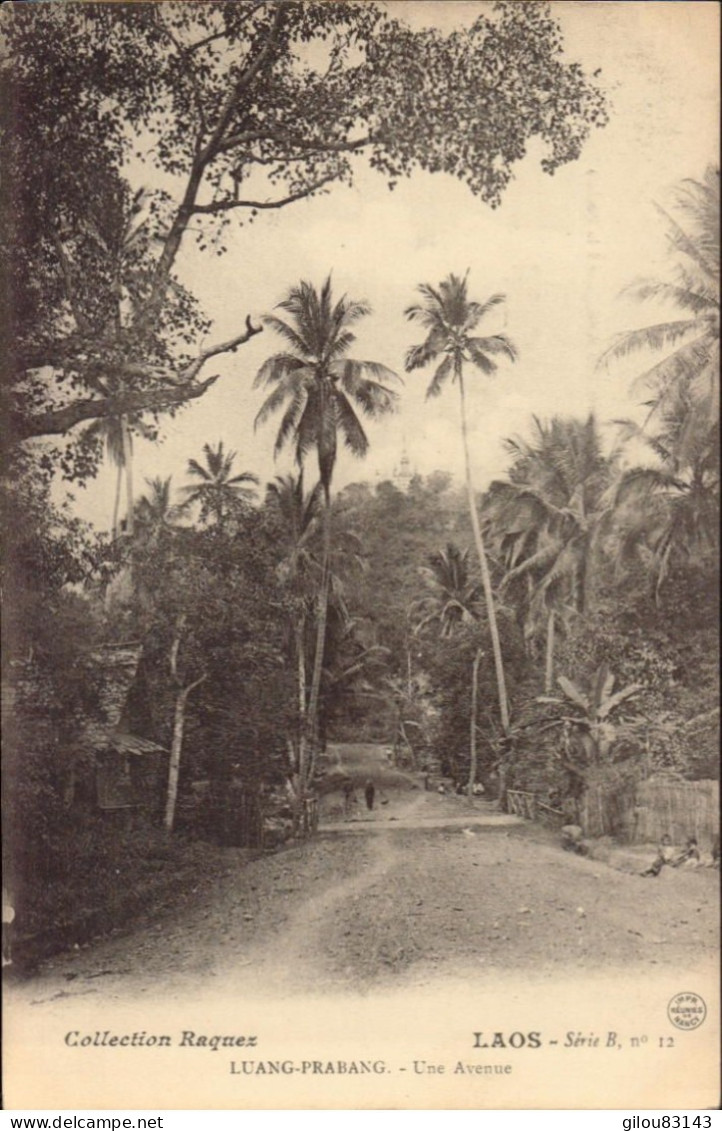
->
[8,744,718,1007]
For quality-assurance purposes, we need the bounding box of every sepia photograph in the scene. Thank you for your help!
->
[1,0,719,1112]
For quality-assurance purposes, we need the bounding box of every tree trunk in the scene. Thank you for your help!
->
[165,620,206,832]
[457,368,510,732]
[468,648,482,798]
[305,486,331,792]
[111,461,123,539]
[544,608,555,694]
[122,417,134,537]
[294,615,309,831]
[497,755,509,812]
[164,675,206,832]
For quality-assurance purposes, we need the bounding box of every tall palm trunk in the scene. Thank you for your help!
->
[306,484,331,790]
[468,647,482,796]
[457,366,510,731]
[294,615,309,821]
[121,416,134,537]
[544,609,555,694]
[111,462,123,539]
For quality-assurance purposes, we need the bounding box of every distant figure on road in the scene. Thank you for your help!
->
[364,779,375,810]
[342,779,355,819]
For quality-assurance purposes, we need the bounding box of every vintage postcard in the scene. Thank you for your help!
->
[2,0,719,1111]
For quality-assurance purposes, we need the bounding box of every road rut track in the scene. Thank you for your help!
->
[5,745,719,1005]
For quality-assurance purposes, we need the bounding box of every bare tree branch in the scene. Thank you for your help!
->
[12,319,262,438]
[193,175,336,215]
[179,314,263,382]
[216,130,373,157]
[11,376,220,440]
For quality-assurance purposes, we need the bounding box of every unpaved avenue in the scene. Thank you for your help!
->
[10,745,718,1006]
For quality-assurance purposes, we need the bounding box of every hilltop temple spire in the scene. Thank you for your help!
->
[393,439,413,491]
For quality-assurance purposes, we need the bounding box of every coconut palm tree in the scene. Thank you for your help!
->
[484,414,615,689]
[598,166,720,464]
[265,472,323,802]
[82,412,147,538]
[405,272,517,732]
[134,476,181,543]
[483,484,565,693]
[413,542,485,794]
[182,441,258,527]
[414,543,482,637]
[255,276,400,779]
[612,391,719,601]
[266,472,323,588]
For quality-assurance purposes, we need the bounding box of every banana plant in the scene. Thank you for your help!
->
[538,663,643,766]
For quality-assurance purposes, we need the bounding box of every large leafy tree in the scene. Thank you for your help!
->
[129,516,294,834]
[255,276,399,785]
[405,273,517,732]
[2,1,606,455]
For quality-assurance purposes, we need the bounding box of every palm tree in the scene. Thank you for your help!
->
[612,392,719,601]
[255,276,400,781]
[134,476,181,543]
[83,412,143,538]
[598,166,719,464]
[414,543,482,637]
[413,543,484,794]
[484,414,615,690]
[265,472,323,803]
[405,272,517,732]
[266,472,323,587]
[182,441,258,527]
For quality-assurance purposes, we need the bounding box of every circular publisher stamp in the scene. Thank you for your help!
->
[667,992,707,1030]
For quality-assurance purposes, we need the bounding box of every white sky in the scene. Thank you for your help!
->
[61,1,720,530]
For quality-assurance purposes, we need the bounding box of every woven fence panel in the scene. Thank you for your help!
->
[631,779,719,847]
[581,777,719,845]
[580,780,636,840]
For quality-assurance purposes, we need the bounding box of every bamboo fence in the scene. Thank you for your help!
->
[581,777,719,846]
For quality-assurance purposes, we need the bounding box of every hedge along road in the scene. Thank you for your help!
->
[5,744,719,1005]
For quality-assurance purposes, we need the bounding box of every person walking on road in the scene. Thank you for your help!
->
[364,779,375,811]
[342,779,355,820]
